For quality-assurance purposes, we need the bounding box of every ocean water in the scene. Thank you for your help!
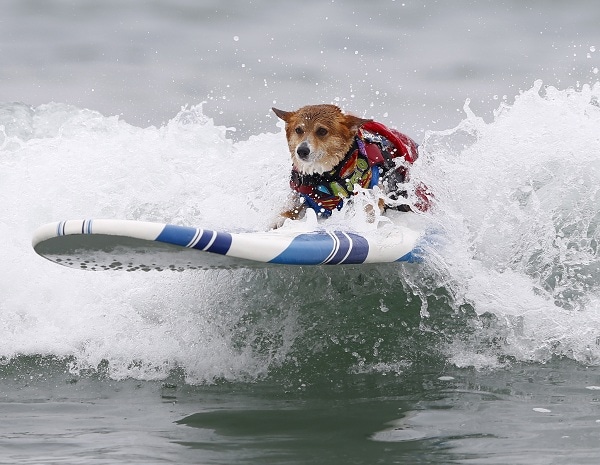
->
[1,1,600,464]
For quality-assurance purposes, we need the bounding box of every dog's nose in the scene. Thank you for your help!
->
[296,143,310,160]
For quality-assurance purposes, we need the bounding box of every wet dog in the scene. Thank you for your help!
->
[272,104,421,227]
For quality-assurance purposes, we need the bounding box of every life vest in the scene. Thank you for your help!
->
[290,121,422,217]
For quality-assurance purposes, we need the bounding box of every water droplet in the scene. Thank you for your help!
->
[379,299,389,313]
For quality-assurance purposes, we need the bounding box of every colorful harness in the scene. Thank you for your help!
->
[290,121,419,217]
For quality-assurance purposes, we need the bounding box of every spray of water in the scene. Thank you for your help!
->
[1,82,599,383]
[411,80,600,367]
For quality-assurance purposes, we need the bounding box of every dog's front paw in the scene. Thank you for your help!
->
[270,207,304,229]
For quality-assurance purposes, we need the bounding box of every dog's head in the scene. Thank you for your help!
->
[272,104,371,175]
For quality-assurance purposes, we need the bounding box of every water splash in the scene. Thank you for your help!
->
[2,83,600,383]
[411,80,600,367]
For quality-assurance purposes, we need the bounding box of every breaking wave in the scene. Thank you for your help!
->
[1,80,599,383]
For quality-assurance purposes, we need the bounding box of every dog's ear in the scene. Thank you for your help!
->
[343,114,372,132]
[272,107,293,122]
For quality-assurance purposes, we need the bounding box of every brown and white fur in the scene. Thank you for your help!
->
[273,104,370,176]
[273,104,386,225]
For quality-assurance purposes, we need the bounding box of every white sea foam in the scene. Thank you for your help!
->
[412,80,600,367]
[0,102,295,383]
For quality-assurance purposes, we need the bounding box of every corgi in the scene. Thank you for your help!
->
[272,104,422,226]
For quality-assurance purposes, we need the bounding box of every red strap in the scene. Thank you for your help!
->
[361,121,418,163]
[363,143,385,166]
[362,121,431,211]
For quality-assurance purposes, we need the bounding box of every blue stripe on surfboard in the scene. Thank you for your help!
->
[326,232,369,264]
[204,231,232,255]
[57,221,66,236]
[324,232,347,264]
[269,233,335,265]
[189,229,233,254]
[396,244,424,263]
[340,232,369,264]
[270,231,370,265]
[397,232,436,263]
[56,219,93,236]
[156,225,233,255]
[83,219,93,234]
[396,252,420,263]
[194,229,215,250]
[156,224,198,247]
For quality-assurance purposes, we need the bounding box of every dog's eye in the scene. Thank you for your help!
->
[316,127,328,137]
[295,127,304,135]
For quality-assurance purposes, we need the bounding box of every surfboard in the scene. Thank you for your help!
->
[32,217,426,271]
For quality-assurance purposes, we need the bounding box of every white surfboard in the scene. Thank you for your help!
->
[32,216,426,271]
